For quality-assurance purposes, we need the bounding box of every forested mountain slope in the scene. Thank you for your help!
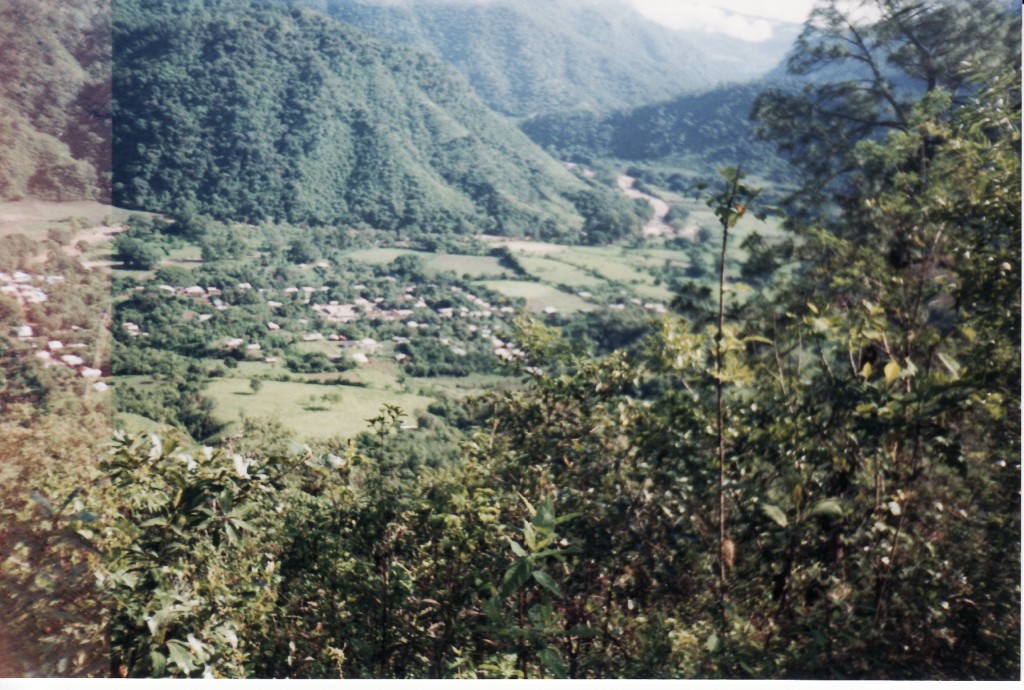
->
[0,0,111,201]
[521,82,786,179]
[113,0,609,236]
[303,0,719,117]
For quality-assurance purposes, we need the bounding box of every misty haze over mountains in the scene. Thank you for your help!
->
[295,0,801,116]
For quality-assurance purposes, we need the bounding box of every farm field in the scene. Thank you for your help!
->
[514,255,605,290]
[552,247,674,301]
[346,248,509,278]
[408,373,514,398]
[474,279,596,314]
[205,377,435,440]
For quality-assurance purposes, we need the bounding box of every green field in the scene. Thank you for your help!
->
[346,248,509,278]
[161,245,203,264]
[408,373,514,398]
[474,279,596,313]
[515,254,605,290]
[114,411,174,436]
[552,248,672,301]
[205,377,434,440]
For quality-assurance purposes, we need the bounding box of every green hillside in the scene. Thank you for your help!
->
[0,0,111,202]
[521,82,787,180]
[310,0,718,117]
[113,0,620,237]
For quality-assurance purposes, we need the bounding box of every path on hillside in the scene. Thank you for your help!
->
[616,175,677,237]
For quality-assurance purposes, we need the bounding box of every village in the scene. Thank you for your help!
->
[3,269,107,386]
[117,270,529,374]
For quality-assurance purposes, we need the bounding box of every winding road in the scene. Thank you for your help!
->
[616,175,675,237]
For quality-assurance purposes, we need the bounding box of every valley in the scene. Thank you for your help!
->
[0,0,1018,681]
[104,173,758,444]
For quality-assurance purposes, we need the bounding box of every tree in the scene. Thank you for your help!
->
[113,236,159,270]
[752,0,1018,212]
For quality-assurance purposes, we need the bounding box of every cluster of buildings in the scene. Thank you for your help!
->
[1,270,62,306]
[130,275,529,370]
[6,271,105,384]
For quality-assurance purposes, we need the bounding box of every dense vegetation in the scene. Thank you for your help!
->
[0,0,111,201]
[521,82,787,180]
[0,0,1019,681]
[113,0,644,238]
[310,0,719,118]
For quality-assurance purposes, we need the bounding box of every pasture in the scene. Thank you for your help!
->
[205,377,435,440]
[345,248,509,278]
[474,279,596,314]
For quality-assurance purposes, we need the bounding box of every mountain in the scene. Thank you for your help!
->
[112,0,609,237]
[0,0,111,202]
[521,81,786,179]
[674,23,801,82]
[302,0,721,118]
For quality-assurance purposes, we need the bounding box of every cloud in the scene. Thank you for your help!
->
[628,0,815,42]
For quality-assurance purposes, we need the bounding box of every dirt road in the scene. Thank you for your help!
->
[616,175,675,237]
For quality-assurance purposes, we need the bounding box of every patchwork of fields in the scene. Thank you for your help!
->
[102,174,785,444]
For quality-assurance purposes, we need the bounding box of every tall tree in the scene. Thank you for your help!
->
[752,0,1018,213]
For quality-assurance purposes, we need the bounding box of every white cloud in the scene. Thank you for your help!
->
[628,0,816,42]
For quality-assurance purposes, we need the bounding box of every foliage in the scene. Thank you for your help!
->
[751,0,1019,212]
[522,83,787,181]
[316,0,718,117]
[111,0,615,239]
[2,0,1018,681]
[114,235,159,270]
[0,0,111,202]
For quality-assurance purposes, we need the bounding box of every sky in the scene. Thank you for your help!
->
[627,0,817,42]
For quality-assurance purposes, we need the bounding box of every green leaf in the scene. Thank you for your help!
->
[166,639,195,674]
[884,360,901,384]
[482,596,504,624]
[762,503,788,528]
[705,633,722,653]
[508,539,527,558]
[807,498,844,520]
[532,569,562,598]
[533,499,556,532]
[553,511,581,526]
[523,521,537,551]
[500,558,533,598]
[150,650,167,677]
[224,521,242,546]
[537,648,567,678]
[518,493,536,517]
